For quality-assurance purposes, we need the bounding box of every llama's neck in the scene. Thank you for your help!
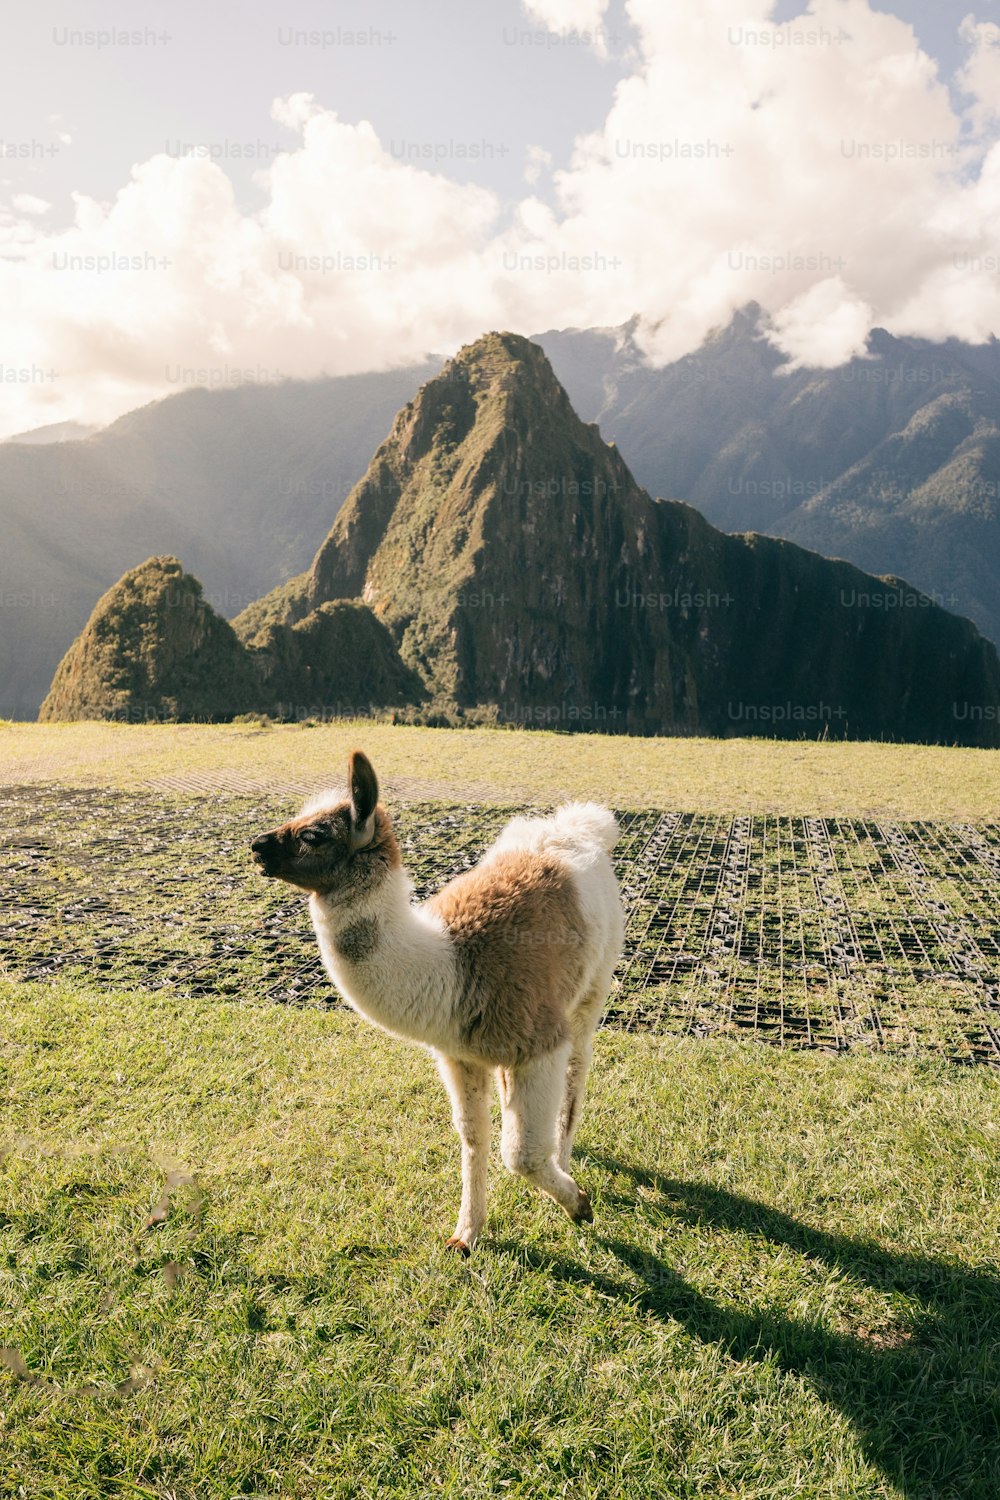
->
[309,867,459,1051]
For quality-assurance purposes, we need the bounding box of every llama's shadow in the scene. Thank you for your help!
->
[494,1156,1000,1500]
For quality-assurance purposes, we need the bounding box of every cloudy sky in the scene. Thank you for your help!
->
[1,0,999,437]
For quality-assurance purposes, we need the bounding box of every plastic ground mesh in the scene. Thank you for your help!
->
[2,787,999,1064]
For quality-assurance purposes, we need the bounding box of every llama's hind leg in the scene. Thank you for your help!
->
[434,1053,492,1256]
[499,1045,593,1223]
[557,979,610,1172]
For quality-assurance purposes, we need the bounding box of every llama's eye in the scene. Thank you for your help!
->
[300,827,326,847]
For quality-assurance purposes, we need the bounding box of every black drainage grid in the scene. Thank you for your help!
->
[2,787,1000,1065]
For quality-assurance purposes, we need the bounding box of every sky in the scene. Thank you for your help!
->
[1,0,999,437]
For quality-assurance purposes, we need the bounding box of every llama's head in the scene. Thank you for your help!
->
[250,750,400,899]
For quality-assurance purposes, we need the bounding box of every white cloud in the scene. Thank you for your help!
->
[525,145,553,185]
[541,0,977,366]
[768,278,875,368]
[521,0,610,38]
[0,103,507,436]
[11,194,52,216]
[958,14,1000,132]
[3,1,1000,435]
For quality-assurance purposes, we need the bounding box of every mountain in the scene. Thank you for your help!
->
[534,311,1000,646]
[39,557,261,722]
[5,421,101,445]
[11,307,1000,721]
[39,558,424,723]
[248,599,425,718]
[230,332,1000,746]
[19,319,1000,737]
[0,364,436,718]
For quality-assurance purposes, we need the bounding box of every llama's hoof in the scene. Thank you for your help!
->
[571,1191,594,1224]
[445,1236,471,1258]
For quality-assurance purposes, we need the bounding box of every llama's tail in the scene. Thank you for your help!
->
[549,802,620,856]
[486,801,620,867]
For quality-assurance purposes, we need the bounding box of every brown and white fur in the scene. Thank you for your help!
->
[251,751,624,1254]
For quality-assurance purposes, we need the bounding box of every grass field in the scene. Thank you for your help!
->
[3,981,1000,1500]
[2,723,1000,1498]
[3,718,1000,817]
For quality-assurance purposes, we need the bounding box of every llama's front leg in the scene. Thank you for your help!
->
[434,1053,492,1256]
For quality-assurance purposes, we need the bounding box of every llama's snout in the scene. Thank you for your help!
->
[250,831,281,876]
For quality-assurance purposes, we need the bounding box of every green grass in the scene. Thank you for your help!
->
[2,978,999,1500]
[4,719,1000,817]
[4,723,1000,1496]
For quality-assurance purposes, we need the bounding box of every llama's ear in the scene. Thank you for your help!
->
[348,750,378,849]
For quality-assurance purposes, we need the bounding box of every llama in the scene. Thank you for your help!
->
[250,750,624,1254]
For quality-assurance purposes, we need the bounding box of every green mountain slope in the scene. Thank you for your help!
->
[234,332,1000,746]
[39,558,261,723]
[39,559,423,725]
